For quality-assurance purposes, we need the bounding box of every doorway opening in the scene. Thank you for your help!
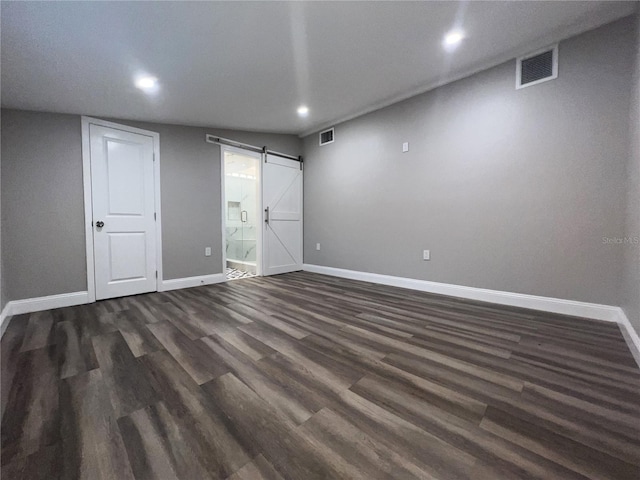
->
[222,146,261,281]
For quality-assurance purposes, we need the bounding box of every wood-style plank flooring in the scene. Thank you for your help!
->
[2,271,640,479]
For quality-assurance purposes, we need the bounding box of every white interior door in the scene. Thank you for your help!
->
[90,124,157,299]
[262,154,303,276]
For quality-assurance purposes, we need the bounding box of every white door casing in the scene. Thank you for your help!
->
[262,154,303,276]
[86,120,160,300]
[221,145,263,277]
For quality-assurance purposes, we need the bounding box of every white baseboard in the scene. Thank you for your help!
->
[303,264,622,322]
[0,291,90,338]
[9,291,90,316]
[616,309,640,367]
[303,264,640,365]
[0,273,228,338]
[1,267,637,365]
[0,303,11,338]
[159,273,226,292]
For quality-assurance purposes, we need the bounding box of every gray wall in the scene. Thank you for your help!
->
[1,110,86,300]
[1,109,301,301]
[303,17,636,307]
[0,111,5,312]
[623,13,640,335]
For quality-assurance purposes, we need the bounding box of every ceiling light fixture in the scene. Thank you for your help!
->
[135,76,159,92]
[297,105,309,117]
[443,29,465,50]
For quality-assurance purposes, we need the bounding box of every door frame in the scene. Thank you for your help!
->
[81,116,163,303]
[220,144,263,280]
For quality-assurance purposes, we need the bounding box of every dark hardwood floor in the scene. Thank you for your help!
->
[2,271,639,479]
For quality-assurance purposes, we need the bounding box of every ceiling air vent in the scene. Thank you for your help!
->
[319,128,334,146]
[516,45,558,89]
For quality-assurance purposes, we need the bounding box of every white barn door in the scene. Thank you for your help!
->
[262,154,303,276]
[89,124,158,299]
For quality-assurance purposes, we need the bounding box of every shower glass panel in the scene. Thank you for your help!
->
[224,150,259,274]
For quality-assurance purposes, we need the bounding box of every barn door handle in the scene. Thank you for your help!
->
[95,221,105,228]
[264,207,270,224]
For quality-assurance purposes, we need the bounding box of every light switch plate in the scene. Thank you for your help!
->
[402,142,409,153]
[423,249,430,261]
[205,247,212,257]
[316,243,321,251]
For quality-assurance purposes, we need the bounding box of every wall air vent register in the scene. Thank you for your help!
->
[517,45,558,89]
[319,128,334,146]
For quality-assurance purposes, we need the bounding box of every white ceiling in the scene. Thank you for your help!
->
[1,1,636,136]
[225,151,259,177]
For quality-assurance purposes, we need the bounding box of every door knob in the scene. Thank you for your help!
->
[96,221,104,228]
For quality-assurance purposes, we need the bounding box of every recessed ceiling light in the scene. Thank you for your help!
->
[297,105,309,117]
[443,29,465,50]
[135,76,158,91]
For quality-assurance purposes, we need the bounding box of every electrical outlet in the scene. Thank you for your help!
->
[316,243,321,251]
[205,247,212,257]
[423,249,430,261]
